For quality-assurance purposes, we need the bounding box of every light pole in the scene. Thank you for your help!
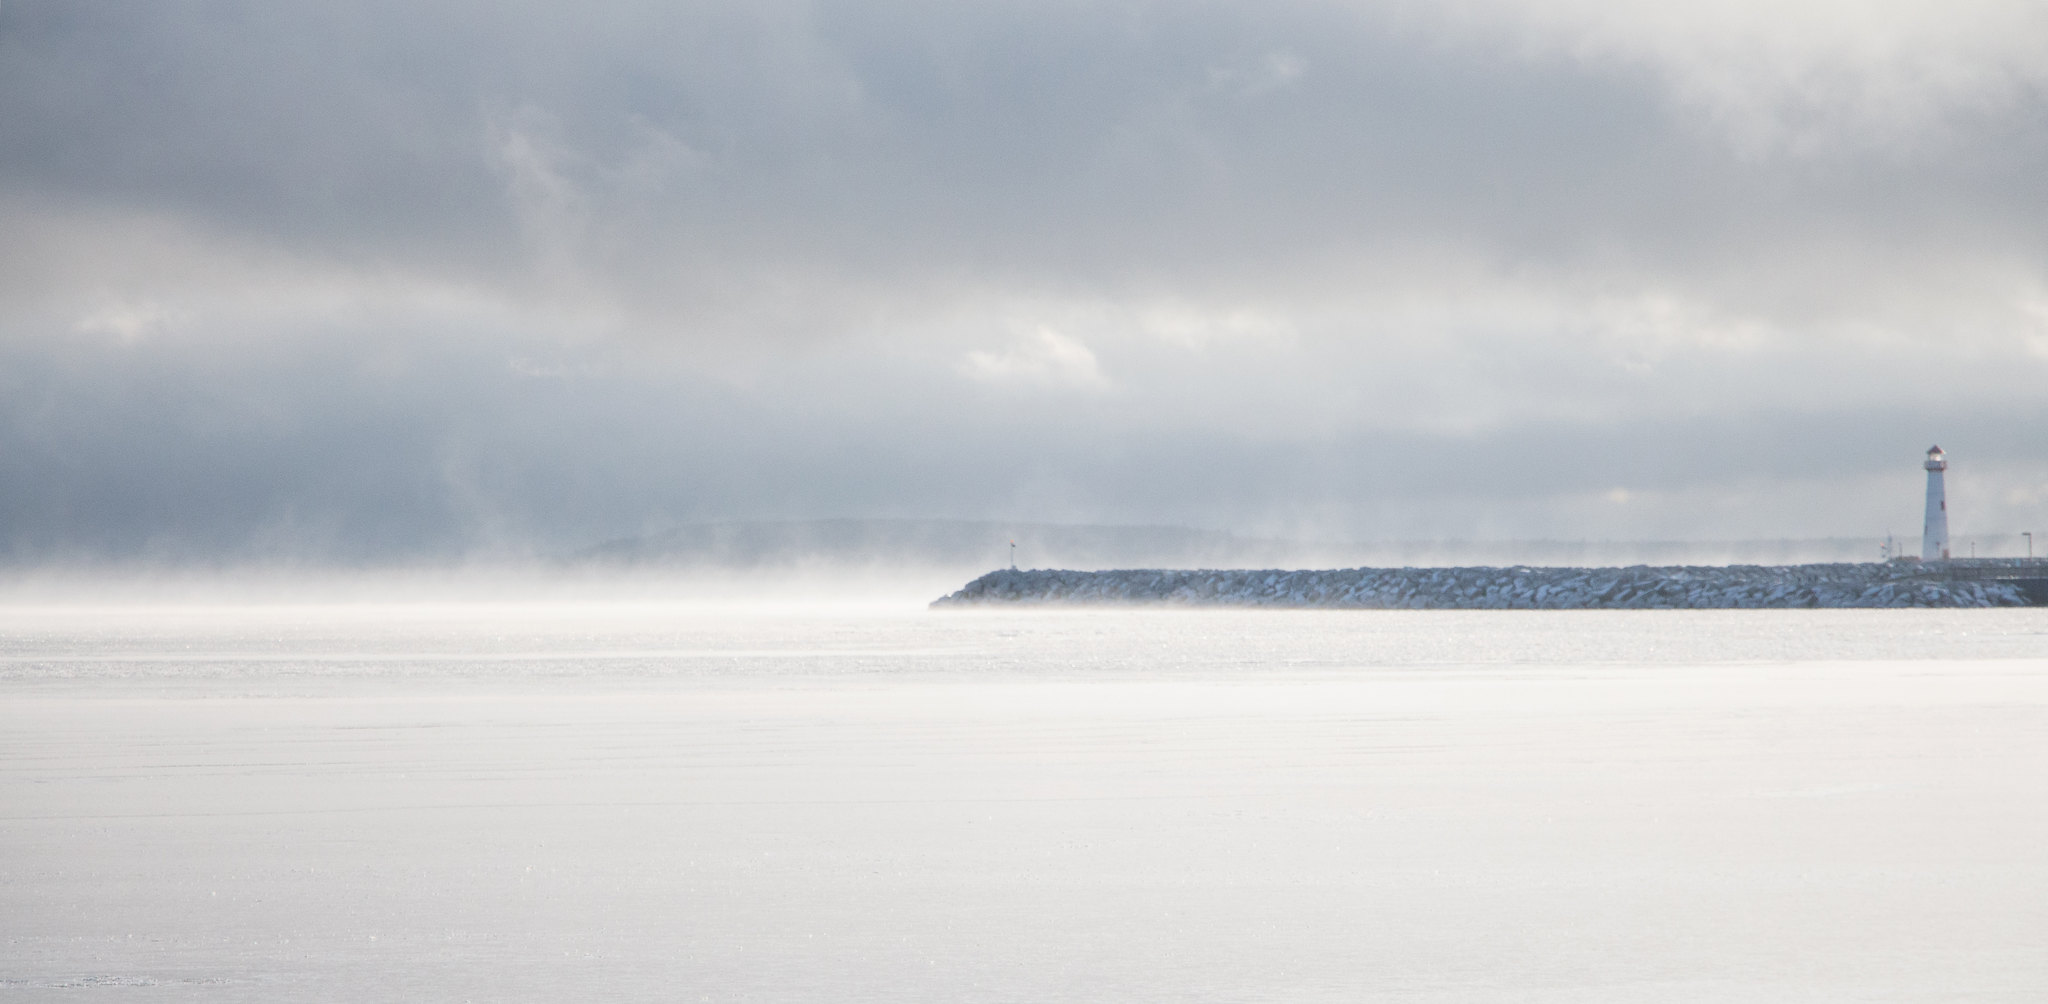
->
[1009,540,1017,570]
[2026,532,2034,559]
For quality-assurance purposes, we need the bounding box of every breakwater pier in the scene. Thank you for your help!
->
[934,560,2048,609]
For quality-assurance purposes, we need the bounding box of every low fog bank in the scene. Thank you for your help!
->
[0,519,1990,607]
[0,560,961,609]
[580,518,1915,571]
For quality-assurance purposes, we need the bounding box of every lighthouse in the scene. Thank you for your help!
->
[1922,445,1949,561]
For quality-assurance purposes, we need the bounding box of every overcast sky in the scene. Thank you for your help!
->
[3,0,2046,563]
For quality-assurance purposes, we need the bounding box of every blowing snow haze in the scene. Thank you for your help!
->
[3,1,2047,566]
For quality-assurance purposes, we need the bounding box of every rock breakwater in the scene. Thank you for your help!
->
[933,564,2041,609]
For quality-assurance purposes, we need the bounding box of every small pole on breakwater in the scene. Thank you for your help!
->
[2026,532,2034,558]
[1010,540,1017,569]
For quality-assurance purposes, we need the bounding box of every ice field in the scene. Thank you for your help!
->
[5,604,2047,1000]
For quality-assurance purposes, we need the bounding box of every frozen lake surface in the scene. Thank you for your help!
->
[5,604,2048,1001]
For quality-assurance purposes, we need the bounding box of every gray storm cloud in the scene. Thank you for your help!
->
[1,0,2045,562]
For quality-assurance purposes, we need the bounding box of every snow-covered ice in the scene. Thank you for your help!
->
[4,604,2047,1001]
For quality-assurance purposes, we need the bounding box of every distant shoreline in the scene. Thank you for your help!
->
[933,562,2048,609]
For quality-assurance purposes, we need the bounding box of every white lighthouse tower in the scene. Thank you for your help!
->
[1922,445,1950,561]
